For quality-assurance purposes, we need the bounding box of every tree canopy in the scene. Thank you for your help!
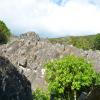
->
[94,33,100,50]
[49,35,96,50]
[0,20,11,44]
[45,55,96,100]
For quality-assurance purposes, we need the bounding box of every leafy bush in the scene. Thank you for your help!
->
[33,88,50,100]
[0,20,11,44]
[45,55,96,100]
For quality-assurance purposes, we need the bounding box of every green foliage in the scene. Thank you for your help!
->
[68,36,95,50]
[33,88,50,100]
[48,37,69,45]
[0,20,11,44]
[49,34,96,50]
[94,33,100,50]
[95,73,100,85]
[45,55,96,99]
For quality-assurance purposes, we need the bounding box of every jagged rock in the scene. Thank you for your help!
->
[0,32,100,89]
[0,56,33,100]
[20,32,40,42]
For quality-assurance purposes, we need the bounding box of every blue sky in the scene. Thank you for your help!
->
[0,0,100,37]
[52,0,68,5]
[52,0,62,5]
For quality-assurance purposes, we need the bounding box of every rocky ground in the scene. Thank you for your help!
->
[0,32,100,90]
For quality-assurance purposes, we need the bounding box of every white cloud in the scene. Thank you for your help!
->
[0,0,100,37]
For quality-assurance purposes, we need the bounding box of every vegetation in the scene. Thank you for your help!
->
[44,55,96,100]
[0,20,11,44]
[49,34,99,50]
[68,35,95,50]
[94,33,100,50]
[48,37,70,45]
[95,73,100,85]
[33,88,50,100]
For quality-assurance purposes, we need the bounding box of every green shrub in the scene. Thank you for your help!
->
[0,20,11,44]
[33,88,50,100]
[45,55,96,100]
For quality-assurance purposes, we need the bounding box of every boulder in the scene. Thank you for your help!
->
[0,56,33,100]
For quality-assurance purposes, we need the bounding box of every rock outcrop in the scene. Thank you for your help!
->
[0,56,33,100]
[0,32,100,90]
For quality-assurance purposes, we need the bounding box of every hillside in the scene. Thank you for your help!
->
[49,34,97,50]
[0,32,100,90]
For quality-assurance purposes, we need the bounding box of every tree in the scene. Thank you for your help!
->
[45,55,96,100]
[0,20,11,44]
[94,33,100,50]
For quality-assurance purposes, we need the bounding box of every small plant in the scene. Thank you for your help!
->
[33,88,50,100]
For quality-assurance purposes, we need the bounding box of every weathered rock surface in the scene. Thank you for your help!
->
[0,32,100,90]
[0,56,33,100]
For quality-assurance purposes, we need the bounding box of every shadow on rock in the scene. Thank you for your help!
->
[0,56,33,100]
[86,85,100,100]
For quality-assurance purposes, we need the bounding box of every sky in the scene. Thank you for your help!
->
[0,0,100,37]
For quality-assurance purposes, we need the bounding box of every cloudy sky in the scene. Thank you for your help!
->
[0,0,100,37]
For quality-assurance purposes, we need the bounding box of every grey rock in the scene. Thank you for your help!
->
[0,56,33,100]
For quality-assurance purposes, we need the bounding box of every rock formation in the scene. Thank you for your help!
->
[0,31,100,90]
[0,56,33,100]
